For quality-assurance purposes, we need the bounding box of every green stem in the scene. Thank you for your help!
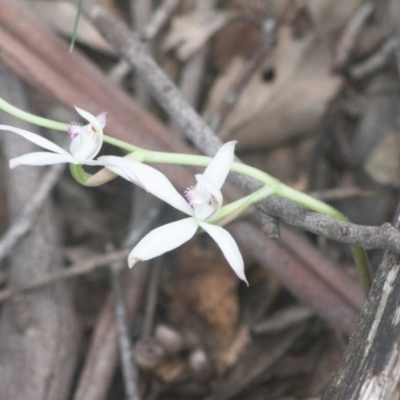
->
[0,98,68,131]
[69,0,83,52]
[213,186,275,225]
[0,97,371,293]
[70,164,92,184]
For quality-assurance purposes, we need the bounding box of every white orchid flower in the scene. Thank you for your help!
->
[98,141,247,284]
[0,107,106,168]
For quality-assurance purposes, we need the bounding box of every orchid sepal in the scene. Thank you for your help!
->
[199,221,248,285]
[97,155,194,215]
[128,218,198,267]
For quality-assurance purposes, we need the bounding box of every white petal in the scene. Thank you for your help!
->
[0,125,70,155]
[96,112,107,129]
[74,107,101,128]
[195,174,223,209]
[200,222,247,285]
[98,156,194,215]
[128,218,198,267]
[203,141,236,189]
[10,152,75,168]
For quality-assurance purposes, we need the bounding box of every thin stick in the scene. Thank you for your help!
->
[142,0,179,41]
[170,0,215,139]
[112,267,141,400]
[334,2,375,69]
[0,248,129,304]
[0,164,64,264]
[141,258,162,339]
[0,205,161,304]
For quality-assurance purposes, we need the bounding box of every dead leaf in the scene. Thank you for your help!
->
[165,238,240,352]
[205,27,342,150]
[163,10,237,61]
[364,133,400,184]
[352,75,400,185]
[28,1,115,54]
[203,0,363,150]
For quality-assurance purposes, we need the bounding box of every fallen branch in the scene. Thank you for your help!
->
[85,5,400,255]
[322,202,400,399]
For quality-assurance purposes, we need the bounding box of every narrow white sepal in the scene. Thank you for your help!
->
[128,218,198,267]
[98,156,194,216]
[9,152,75,168]
[199,222,248,285]
[203,141,236,189]
[0,125,70,155]
[96,113,107,129]
[74,106,101,129]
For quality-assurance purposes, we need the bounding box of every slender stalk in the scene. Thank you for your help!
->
[214,186,275,225]
[0,97,371,293]
[0,97,67,131]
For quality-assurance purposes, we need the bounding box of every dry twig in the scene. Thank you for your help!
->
[112,267,141,400]
[349,38,400,80]
[0,164,64,264]
[85,4,400,255]
[334,2,375,69]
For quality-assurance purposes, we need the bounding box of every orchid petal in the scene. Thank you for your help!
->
[10,152,75,168]
[96,113,107,129]
[0,125,70,156]
[128,218,198,267]
[195,174,223,209]
[200,222,247,284]
[98,156,194,215]
[74,107,101,129]
[203,141,236,189]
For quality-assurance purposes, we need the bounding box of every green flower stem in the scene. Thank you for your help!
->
[104,137,139,152]
[0,98,68,131]
[0,97,371,293]
[70,164,92,185]
[214,186,275,225]
[350,244,371,295]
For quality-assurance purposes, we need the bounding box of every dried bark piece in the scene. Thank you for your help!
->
[0,65,81,400]
[321,203,400,400]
